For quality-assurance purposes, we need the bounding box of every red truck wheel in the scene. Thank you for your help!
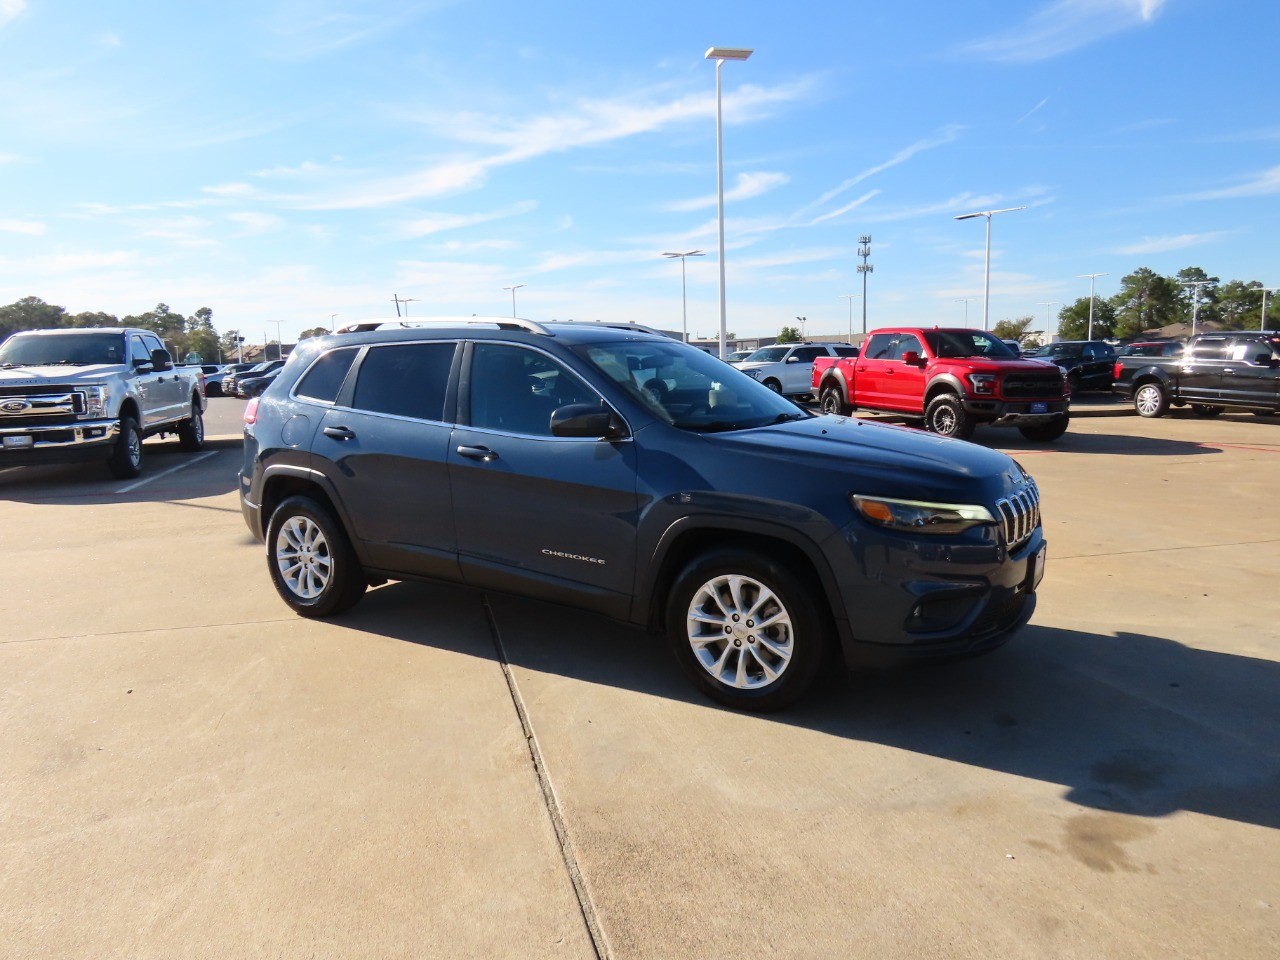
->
[925,394,974,440]
[819,385,851,416]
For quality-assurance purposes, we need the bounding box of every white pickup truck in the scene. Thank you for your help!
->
[0,327,206,478]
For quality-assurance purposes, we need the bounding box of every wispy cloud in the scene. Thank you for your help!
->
[261,1,427,60]
[1113,232,1226,255]
[0,218,45,236]
[665,172,790,213]
[1,0,26,30]
[1015,97,1050,126]
[958,0,1167,63]
[202,183,257,198]
[227,212,283,234]
[401,200,538,238]
[1179,165,1280,201]
[810,190,881,226]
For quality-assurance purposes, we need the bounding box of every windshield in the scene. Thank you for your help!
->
[576,339,809,433]
[922,330,1018,359]
[0,331,126,367]
[1029,343,1080,358]
[744,346,790,363]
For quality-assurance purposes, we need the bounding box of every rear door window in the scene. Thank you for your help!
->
[350,342,457,421]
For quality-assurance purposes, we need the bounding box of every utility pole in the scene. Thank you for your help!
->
[391,294,418,317]
[857,235,873,335]
[1260,286,1278,331]
[1036,301,1060,342]
[1182,280,1214,337]
[1076,273,1109,340]
[954,298,976,324]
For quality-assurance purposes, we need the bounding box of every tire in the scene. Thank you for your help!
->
[176,401,205,451]
[107,415,143,479]
[266,495,367,618]
[205,383,223,398]
[1191,404,1224,418]
[1133,382,1169,418]
[819,384,851,416]
[924,393,975,440]
[763,378,782,394]
[1018,413,1070,442]
[665,548,828,712]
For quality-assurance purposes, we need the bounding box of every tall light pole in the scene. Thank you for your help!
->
[663,250,704,343]
[502,284,526,318]
[1077,273,1109,340]
[1259,286,1279,331]
[1036,301,1060,342]
[954,298,976,324]
[840,294,861,344]
[329,314,338,332]
[706,45,753,359]
[954,206,1025,331]
[857,235,873,335]
[1182,280,1214,337]
[267,319,284,361]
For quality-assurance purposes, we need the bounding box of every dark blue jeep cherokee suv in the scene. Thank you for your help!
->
[240,318,1045,710]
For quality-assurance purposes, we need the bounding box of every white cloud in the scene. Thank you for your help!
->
[1180,165,1280,201]
[227,212,283,234]
[665,172,790,213]
[99,30,122,47]
[0,218,45,235]
[1113,232,1226,255]
[255,161,324,178]
[202,182,257,198]
[1,1,26,29]
[809,190,881,226]
[401,200,538,239]
[959,0,1167,63]
[1015,98,1050,126]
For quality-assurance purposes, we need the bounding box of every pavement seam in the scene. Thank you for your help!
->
[482,597,611,960]
[1053,536,1280,560]
[0,617,296,645]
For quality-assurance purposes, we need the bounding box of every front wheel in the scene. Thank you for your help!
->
[924,393,975,440]
[107,415,143,479]
[819,384,851,416]
[1134,382,1168,418]
[665,549,828,712]
[266,496,367,617]
[1018,414,1070,442]
[762,378,782,394]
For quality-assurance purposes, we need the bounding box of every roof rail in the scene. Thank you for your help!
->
[335,316,552,336]
[567,320,671,338]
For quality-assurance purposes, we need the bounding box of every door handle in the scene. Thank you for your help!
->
[456,444,498,462]
[1223,368,1235,375]
[323,425,356,441]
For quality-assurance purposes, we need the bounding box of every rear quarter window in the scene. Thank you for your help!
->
[295,347,360,403]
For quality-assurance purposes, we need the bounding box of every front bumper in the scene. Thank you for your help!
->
[0,418,119,464]
[962,397,1069,425]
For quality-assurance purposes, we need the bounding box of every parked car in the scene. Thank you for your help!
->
[735,342,860,397]
[237,367,282,398]
[223,359,284,397]
[240,319,1046,711]
[726,350,755,363]
[1113,331,1280,417]
[812,327,1071,441]
[189,363,230,397]
[1117,340,1184,358]
[1001,339,1024,357]
[1025,340,1117,392]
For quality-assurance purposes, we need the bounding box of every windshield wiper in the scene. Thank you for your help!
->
[768,411,808,424]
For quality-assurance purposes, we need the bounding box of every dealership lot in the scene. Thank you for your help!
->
[2,403,1278,959]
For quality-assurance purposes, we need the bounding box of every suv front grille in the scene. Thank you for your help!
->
[1002,373,1063,399]
[996,479,1040,549]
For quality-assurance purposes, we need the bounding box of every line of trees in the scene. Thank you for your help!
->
[995,265,1275,346]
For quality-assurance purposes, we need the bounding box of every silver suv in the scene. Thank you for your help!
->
[735,343,858,397]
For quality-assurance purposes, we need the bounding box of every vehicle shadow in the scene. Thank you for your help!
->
[0,438,242,504]
[991,430,1221,456]
[337,580,1280,832]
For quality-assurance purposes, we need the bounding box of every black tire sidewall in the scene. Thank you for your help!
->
[266,495,366,618]
[925,394,973,439]
[108,416,143,479]
[664,549,827,711]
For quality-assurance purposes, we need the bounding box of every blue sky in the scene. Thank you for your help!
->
[0,0,1276,344]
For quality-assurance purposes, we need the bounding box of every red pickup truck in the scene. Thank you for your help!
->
[811,327,1071,441]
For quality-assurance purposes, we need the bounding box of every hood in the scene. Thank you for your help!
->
[701,415,1024,504]
[0,363,125,386]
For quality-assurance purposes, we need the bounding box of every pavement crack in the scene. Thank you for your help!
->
[482,597,610,960]
[1054,536,1280,561]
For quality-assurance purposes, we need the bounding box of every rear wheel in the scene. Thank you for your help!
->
[819,384,851,416]
[924,393,974,440]
[107,415,143,479]
[1134,382,1168,418]
[1018,414,1070,442]
[665,548,827,712]
[176,401,205,451]
[266,495,367,617]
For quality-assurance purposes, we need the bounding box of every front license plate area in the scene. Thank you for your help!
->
[1027,544,1047,592]
[2,435,34,450]
[1030,401,1048,414]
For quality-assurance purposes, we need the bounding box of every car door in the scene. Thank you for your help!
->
[1219,337,1280,408]
[1177,338,1229,401]
[783,346,824,395]
[448,341,639,617]
[882,333,927,412]
[142,332,187,419]
[127,334,167,429]
[311,340,462,581]
[854,333,897,408]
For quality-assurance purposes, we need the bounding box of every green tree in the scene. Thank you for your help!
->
[1174,266,1220,327]
[298,326,331,340]
[183,306,218,363]
[776,325,801,343]
[1215,280,1262,330]
[1110,268,1180,338]
[0,296,69,341]
[67,310,120,328]
[991,316,1034,343]
[1055,297,1116,341]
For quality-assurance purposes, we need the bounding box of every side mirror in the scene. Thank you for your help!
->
[900,350,921,366]
[785,355,799,363]
[550,403,626,439]
[150,348,173,372]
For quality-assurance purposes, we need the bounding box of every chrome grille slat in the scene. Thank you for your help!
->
[995,479,1040,549]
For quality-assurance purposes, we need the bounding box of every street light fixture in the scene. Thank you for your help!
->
[1076,273,1109,340]
[954,298,976,324]
[502,284,526,318]
[267,319,284,361]
[856,235,873,334]
[329,314,339,332]
[662,250,704,343]
[840,294,861,345]
[706,45,753,359]
[1181,280,1214,337]
[953,206,1026,331]
[1259,285,1279,332]
[1036,301,1060,342]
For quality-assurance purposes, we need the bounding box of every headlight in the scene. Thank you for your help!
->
[967,373,996,395]
[745,369,761,380]
[852,495,996,535]
[83,384,108,418]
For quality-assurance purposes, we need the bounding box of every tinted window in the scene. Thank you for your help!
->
[833,345,859,357]
[351,342,455,421]
[890,335,924,361]
[0,332,124,366]
[469,343,597,437]
[792,347,824,362]
[1189,340,1230,361]
[296,347,360,403]
[130,336,151,365]
[864,334,894,360]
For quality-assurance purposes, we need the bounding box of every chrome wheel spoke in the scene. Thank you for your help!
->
[686,572,794,691]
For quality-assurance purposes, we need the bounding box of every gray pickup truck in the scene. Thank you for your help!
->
[0,327,206,478]
[1112,331,1280,418]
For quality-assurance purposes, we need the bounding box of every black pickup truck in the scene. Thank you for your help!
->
[1112,331,1280,418]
